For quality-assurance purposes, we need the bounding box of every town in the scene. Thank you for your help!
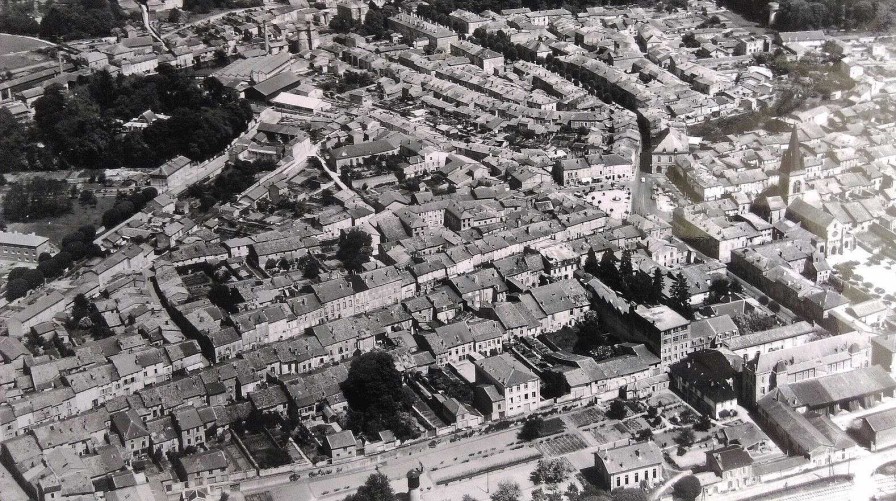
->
[0,0,895,500]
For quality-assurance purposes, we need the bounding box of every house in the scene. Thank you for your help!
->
[177,449,228,485]
[325,430,357,461]
[594,441,664,490]
[111,409,151,459]
[473,353,540,419]
[704,445,755,494]
[173,407,206,450]
[670,350,738,419]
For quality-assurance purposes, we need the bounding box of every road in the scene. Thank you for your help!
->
[632,174,657,217]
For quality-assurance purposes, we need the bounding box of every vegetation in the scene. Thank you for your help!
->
[344,472,396,501]
[3,178,71,222]
[337,229,373,272]
[39,0,124,41]
[7,226,100,301]
[673,475,702,501]
[490,481,522,501]
[101,187,158,228]
[591,249,664,305]
[531,458,573,485]
[14,66,252,173]
[329,4,397,39]
[343,351,418,441]
[519,416,545,441]
[185,158,276,210]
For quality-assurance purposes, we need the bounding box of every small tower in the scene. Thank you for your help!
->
[407,469,421,501]
[779,125,806,204]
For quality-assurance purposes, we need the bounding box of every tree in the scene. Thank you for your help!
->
[337,229,373,272]
[531,458,573,485]
[598,249,618,287]
[584,248,599,276]
[0,108,28,172]
[343,352,416,440]
[619,249,633,277]
[694,413,712,432]
[651,268,665,304]
[344,472,396,501]
[671,272,690,315]
[768,301,781,313]
[208,284,241,313]
[708,277,730,303]
[675,428,695,447]
[519,416,544,441]
[490,481,521,501]
[606,400,627,420]
[22,268,44,289]
[6,278,30,301]
[673,475,702,501]
[299,255,321,279]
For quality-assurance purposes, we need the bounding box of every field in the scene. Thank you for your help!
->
[536,433,588,457]
[569,407,603,428]
[241,432,292,469]
[6,196,117,246]
[0,34,54,54]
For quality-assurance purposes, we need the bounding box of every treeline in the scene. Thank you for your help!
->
[6,226,102,301]
[40,0,126,41]
[726,0,894,31]
[3,64,253,173]
[184,158,276,210]
[329,4,397,39]
[101,187,159,228]
[2,178,72,222]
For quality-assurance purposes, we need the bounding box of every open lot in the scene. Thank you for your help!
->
[5,195,117,246]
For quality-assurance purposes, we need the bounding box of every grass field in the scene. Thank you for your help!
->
[6,196,117,246]
[0,34,54,55]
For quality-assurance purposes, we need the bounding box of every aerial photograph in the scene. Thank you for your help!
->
[0,0,894,499]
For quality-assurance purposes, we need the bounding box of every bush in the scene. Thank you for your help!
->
[519,417,544,441]
[674,475,702,501]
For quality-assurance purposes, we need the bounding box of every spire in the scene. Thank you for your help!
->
[780,125,804,174]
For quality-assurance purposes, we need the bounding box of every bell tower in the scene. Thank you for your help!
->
[779,125,806,204]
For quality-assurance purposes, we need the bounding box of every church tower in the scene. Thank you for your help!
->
[779,125,806,204]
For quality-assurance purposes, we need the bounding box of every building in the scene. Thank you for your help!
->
[473,354,541,419]
[325,430,357,461]
[594,441,664,490]
[388,13,458,50]
[0,230,51,265]
[857,407,896,451]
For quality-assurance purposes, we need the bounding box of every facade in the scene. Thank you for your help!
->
[0,231,52,264]
[594,442,664,490]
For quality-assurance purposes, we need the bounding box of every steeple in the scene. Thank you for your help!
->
[780,125,804,175]
[779,124,806,204]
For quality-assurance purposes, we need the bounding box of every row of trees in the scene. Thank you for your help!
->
[6,225,101,301]
[185,158,276,211]
[584,248,692,318]
[2,178,72,222]
[101,187,159,229]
